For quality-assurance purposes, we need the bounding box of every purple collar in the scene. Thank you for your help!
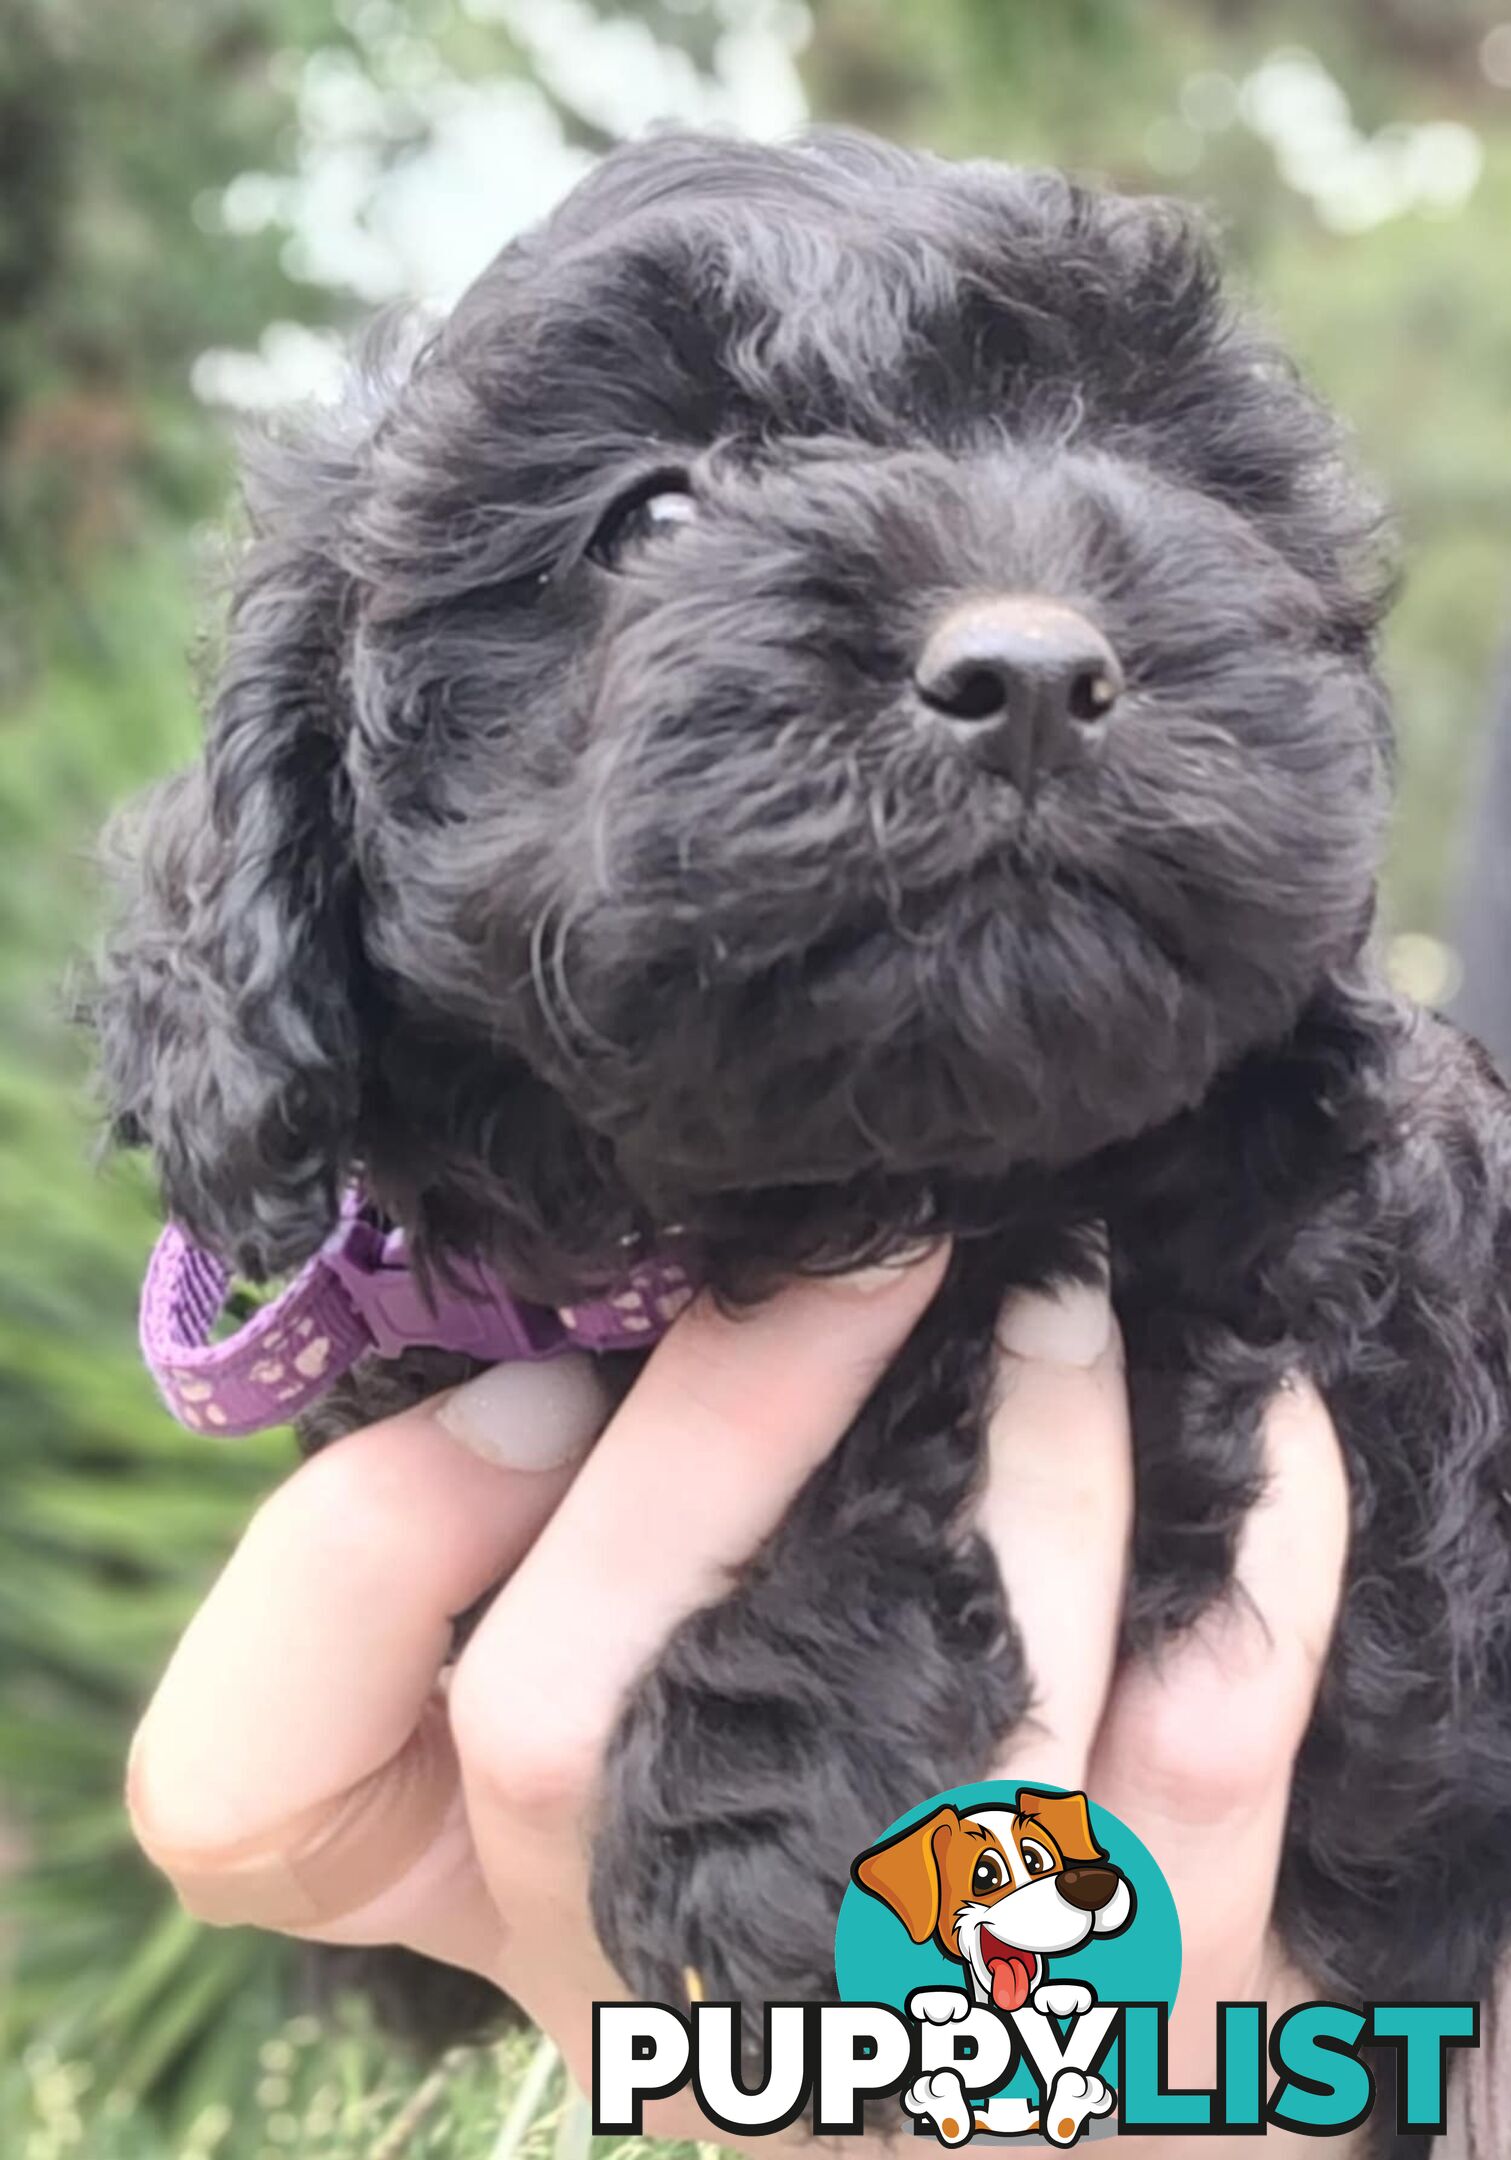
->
[140,1193,694,1437]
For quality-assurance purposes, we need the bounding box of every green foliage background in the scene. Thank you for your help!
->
[1,2,1508,2151]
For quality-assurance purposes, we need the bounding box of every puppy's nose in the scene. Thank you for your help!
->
[1055,1866,1120,1913]
[915,597,1123,789]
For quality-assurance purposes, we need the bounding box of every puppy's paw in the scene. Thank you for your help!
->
[1031,1979,1095,2020]
[1043,2067,1115,2146]
[906,1986,973,2025]
[903,2069,974,2146]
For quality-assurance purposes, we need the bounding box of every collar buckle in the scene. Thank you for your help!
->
[321,1207,568,1364]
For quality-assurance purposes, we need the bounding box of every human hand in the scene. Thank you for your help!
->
[975,1287,1352,2157]
[126,1256,1351,2153]
[125,1249,950,2142]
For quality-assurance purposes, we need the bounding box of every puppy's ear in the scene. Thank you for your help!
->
[1016,1790,1104,1867]
[852,1805,958,1944]
[96,461,364,1280]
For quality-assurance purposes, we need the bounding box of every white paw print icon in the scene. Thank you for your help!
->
[902,2067,976,2146]
[1042,2066,1116,2147]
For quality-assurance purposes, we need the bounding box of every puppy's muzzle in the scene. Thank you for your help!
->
[915,595,1123,793]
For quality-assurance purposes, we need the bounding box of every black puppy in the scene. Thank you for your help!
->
[98,128,1511,2081]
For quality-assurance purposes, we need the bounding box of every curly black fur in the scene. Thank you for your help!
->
[95,131,1511,2149]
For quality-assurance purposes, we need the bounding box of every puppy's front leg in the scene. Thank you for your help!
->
[589,1260,1036,2016]
[1118,1343,1280,1650]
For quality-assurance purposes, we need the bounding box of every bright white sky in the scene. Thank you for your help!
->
[191,15,1483,412]
[193,0,811,407]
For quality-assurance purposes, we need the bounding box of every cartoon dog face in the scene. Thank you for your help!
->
[853,1791,1134,2012]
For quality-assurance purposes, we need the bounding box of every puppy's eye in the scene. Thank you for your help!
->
[1020,1839,1055,1877]
[588,472,699,570]
[971,1852,1006,1897]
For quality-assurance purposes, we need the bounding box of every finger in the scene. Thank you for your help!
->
[1089,1378,1349,2075]
[445,1250,947,2053]
[449,1248,949,1815]
[126,1354,612,1939]
[980,1270,1132,1790]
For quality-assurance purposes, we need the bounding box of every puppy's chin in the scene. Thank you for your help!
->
[523,871,1322,1214]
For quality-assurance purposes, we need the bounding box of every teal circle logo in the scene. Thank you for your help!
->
[834,1781,1180,2144]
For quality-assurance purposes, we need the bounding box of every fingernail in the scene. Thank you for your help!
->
[436,1354,612,1470]
[824,1242,944,1297]
[996,1278,1114,1368]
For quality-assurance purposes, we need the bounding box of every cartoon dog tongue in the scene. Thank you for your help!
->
[986,1946,1034,2013]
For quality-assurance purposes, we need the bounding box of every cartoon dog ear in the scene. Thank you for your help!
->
[1015,1790,1105,1867]
[95,432,366,1282]
[852,1805,959,1944]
